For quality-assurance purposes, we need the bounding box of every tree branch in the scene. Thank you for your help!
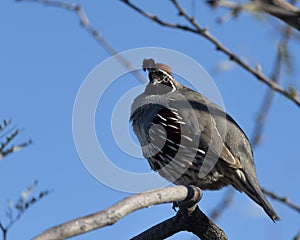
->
[0,119,31,160]
[210,188,235,220]
[251,25,292,146]
[33,185,228,240]
[132,206,228,240]
[16,0,147,83]
[207,0,300,31]
[15,1,300,238]
[262,188,300,213]
[257,0,300,31]
[121,0,300,107]
[294,230,300,240]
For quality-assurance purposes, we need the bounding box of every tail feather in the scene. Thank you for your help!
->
[232,169,280,222]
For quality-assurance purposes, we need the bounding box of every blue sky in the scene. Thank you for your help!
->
[1,1,300,239]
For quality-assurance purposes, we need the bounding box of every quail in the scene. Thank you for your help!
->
[130,58,279,221]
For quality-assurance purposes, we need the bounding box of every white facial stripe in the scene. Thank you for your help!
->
[149,68,177,92]
[158,69,176,92]
[158,69,173,80]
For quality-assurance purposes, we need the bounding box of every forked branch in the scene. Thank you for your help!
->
[121,0,300,107]
[33,186,227,240]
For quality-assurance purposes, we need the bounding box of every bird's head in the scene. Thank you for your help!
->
[142,58,179,95]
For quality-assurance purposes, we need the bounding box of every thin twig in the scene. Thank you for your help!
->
[294,230,300,240]
[0,181,50,240]
[210,188,235,220]
[210,25,292,218]
[0,119,32,159]
[256,0,300,31]
[207,0,300,31]
[171,0,300,104]
[121,0,300,107]
[262,188,300,213]
[0,222,7,240]
[251,26,292,146]
[17,0,147,84]
[15,1,300,238]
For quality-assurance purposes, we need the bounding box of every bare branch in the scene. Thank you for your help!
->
[0,119,32,160]
[207,0,300,31]
[251,26,292,146]
[132,206,228,240]
[294,230,300,240]
[32,186,197,239]
[210,188,235,220]
[15,1,300,238]
[202,21,292,217]
[256,0,300,31]
[17,0,147,84]
[33,185,227,240]
[121,0,300,107]
[0,181,50,240]
[262,188,300,213]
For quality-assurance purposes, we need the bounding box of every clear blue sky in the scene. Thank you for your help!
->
[1,1,300,239]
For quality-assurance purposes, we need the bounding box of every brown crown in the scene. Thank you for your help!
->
[156,63,172,75]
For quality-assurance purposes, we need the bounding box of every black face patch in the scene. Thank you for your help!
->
[146,69,176,95]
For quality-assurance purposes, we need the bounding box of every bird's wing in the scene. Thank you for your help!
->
[170,89,244,169]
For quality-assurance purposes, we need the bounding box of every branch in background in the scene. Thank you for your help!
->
[249,16,300,236]
[208,25,293,220]
[210,188,235,220]
[121,0,300,107]
[171,0,300,104]
[0,181,51,240]
[294,230,300,240]
[0,119,32,160]
[16,0,147,84]
[207,0,262,24]
[15,0,300,238]
[207,0,300,43]
[207,0,300,31]
[256,0,300,31]
[262,188,300,213]
[263,187,299,240]
[121,0,300,222]
[33,186,227,240]
[177,0,299,219]
[251,25,292,146]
